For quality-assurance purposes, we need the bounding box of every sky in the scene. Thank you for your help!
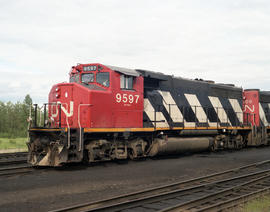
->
[0,0,270,104]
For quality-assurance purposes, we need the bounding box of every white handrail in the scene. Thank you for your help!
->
[78,104,92,151]
[50,102,71,148]
[59,102,71,149]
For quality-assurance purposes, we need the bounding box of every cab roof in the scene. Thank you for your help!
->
[106,65,140,77]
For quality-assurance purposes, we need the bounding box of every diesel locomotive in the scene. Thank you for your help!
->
[27,63,270,166]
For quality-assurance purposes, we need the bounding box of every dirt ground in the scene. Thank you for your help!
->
[1,147,270,212]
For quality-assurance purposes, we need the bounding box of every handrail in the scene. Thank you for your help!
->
[31,101,265,135]
[152,102,254,128]
[38,105,44,126]
[78,104,93,151]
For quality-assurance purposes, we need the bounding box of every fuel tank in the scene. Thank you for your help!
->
[148,137,214,156]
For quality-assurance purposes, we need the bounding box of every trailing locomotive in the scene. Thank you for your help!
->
[27,63,270,166]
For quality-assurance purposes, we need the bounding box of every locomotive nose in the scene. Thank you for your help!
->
[27,136,67,166]
[48,84,74,128]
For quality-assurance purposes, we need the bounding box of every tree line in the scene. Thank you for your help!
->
[0,95,34,138]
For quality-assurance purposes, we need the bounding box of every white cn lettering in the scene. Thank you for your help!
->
[51,101,74,118]
[244,105,255,113]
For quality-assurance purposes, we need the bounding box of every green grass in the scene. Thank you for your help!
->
[0,137,27,150]
[241,196,270,212]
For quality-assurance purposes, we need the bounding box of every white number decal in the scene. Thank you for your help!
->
[116,93,121,103]
[129,95,134,103]
[116,93,139,104]
[123,94,128,103]
[135,95,139,103]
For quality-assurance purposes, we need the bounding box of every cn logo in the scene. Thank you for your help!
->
[244,105,255,113]
[51,101,74,118]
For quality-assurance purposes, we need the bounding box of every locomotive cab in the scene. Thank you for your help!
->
[243,89,270,146]
[47,64,144,129]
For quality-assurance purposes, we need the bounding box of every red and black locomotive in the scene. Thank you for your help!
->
[27,63,270,166]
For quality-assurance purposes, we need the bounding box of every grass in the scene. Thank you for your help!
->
[0,137,27,150]
[241,195,270,212]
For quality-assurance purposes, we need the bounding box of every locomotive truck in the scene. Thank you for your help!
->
[27,63,270,166]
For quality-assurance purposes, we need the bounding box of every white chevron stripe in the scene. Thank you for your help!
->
[259,103,269,126]
[229,99,243,123]
[184,94,207,122]
[144,98,169,128]
[158,91,197,127]
[209,96,231,126]
[158,91,183,122]
[185,94,217,127]
[184,94,217,127]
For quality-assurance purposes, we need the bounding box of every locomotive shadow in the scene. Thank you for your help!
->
[34,146,270,170]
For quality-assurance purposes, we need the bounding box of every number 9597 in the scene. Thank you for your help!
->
[116,93,139,104]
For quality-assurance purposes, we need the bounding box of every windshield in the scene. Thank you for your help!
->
[82,73,94,84]
[96,72,110,87]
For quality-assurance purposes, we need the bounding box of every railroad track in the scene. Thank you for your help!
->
[160,173,270,212]
[52,159,270,212]
[0,152,32,176]
[0,165,32,177]
[0,151,28,166]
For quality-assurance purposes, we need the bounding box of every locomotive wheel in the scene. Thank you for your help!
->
[210,139,218,152]
[235,135,244,150]
[128,149,136,160]
[82,150,90,164]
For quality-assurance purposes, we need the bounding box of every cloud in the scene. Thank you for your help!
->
[0,0,270,104]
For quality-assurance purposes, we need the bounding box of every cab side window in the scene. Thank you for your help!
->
[75,74,80,82]
[70,75,75,82]
[120,75,133,90]
[70,74,80,83]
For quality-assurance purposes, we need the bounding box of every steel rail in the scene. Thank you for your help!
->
[160,173,270,212]
[192,187,270,212]
[0,151,28,166]
[0,165,32,176]
[50,159,270,212]
[0,151,28,159]
[0,159,27,166]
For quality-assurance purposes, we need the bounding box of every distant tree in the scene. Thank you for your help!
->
[0,94,34,138]
[23,94,32,106]
[22,94,33,137]
[0,101,8,136]
[22,94,33,119]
